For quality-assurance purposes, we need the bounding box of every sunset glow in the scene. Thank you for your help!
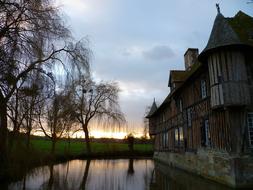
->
[73,129,145,139]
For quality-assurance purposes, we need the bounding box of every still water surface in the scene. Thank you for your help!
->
[9,159,153,190]
[7,159,237,190]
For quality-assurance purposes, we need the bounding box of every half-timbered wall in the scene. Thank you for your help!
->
[153,66,212,152]
[151,49,253,154]
[152,63,243,153]
[208,50,250,108]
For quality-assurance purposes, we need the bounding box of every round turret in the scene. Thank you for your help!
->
[199,10,253,108]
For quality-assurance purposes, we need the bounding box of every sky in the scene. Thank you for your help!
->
[56,0,252,138]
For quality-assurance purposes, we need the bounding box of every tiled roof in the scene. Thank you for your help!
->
[228,11,253,46]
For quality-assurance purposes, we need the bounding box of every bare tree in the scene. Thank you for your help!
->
[0,0,90,159]
[7,69,53,149]
[73,78,125,154]
[7,84,26,147]
[38,87,75,154]
[19,72,45,148]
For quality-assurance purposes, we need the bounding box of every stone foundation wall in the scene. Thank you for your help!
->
[154,149,253,188]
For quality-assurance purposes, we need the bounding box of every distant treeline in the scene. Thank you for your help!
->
[17,133,153,144]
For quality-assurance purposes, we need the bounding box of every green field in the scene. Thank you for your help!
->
[31,139,153,156]
[30,138,153,157]
[9,137,153,164]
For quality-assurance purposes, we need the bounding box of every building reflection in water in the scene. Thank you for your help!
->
[150,162,236,190]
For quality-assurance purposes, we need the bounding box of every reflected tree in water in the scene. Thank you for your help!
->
[38,164,60,190]
[7,159,155,190]
[127,159,134,176]
[22,170,27,190]
[79,159,91,190]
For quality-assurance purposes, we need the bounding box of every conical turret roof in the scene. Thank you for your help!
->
[199,11,253,61]
[146,99,157,118]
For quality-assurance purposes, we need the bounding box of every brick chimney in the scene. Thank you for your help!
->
[184,48,199,70]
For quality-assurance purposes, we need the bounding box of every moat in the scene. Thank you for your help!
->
[2,159,239,190]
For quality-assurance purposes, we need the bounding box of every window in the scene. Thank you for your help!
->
[179,127,184,142]
[163,133,166,148]
[200,79,207,99]
[187,108,192,127]
[173,83,176,89]
[176,98,183,112]
[163,132,168,148]
[160,134,163,149]
[204,119,210,146]
[201,119,210,147]
[174,128,179,146]
[247,113,253,147]
[179,99,183,112]
[174,127,184,146]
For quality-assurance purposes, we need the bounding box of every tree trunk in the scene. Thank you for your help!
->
[10,125,20,149]
[10,92,20,150]
[26,131,31,149]
[51,138,56,155]
[82,123,91,154]
[0,100,8,163]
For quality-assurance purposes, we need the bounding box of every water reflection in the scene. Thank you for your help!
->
[80,159,90,190]
[7,159,240,190]
[127,158,134,176]
[151,162,236,190]
[8,159,153,190]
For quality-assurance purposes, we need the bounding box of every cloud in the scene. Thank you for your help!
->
[121,45,176,61]
[142,45,175,61]
[121,46,144,57]
[57,0,253,132]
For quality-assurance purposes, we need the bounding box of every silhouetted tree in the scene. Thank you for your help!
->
[0,0,90,160]
[7,84,26,148]
[38,84,76,154]
[73,78,125,154]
